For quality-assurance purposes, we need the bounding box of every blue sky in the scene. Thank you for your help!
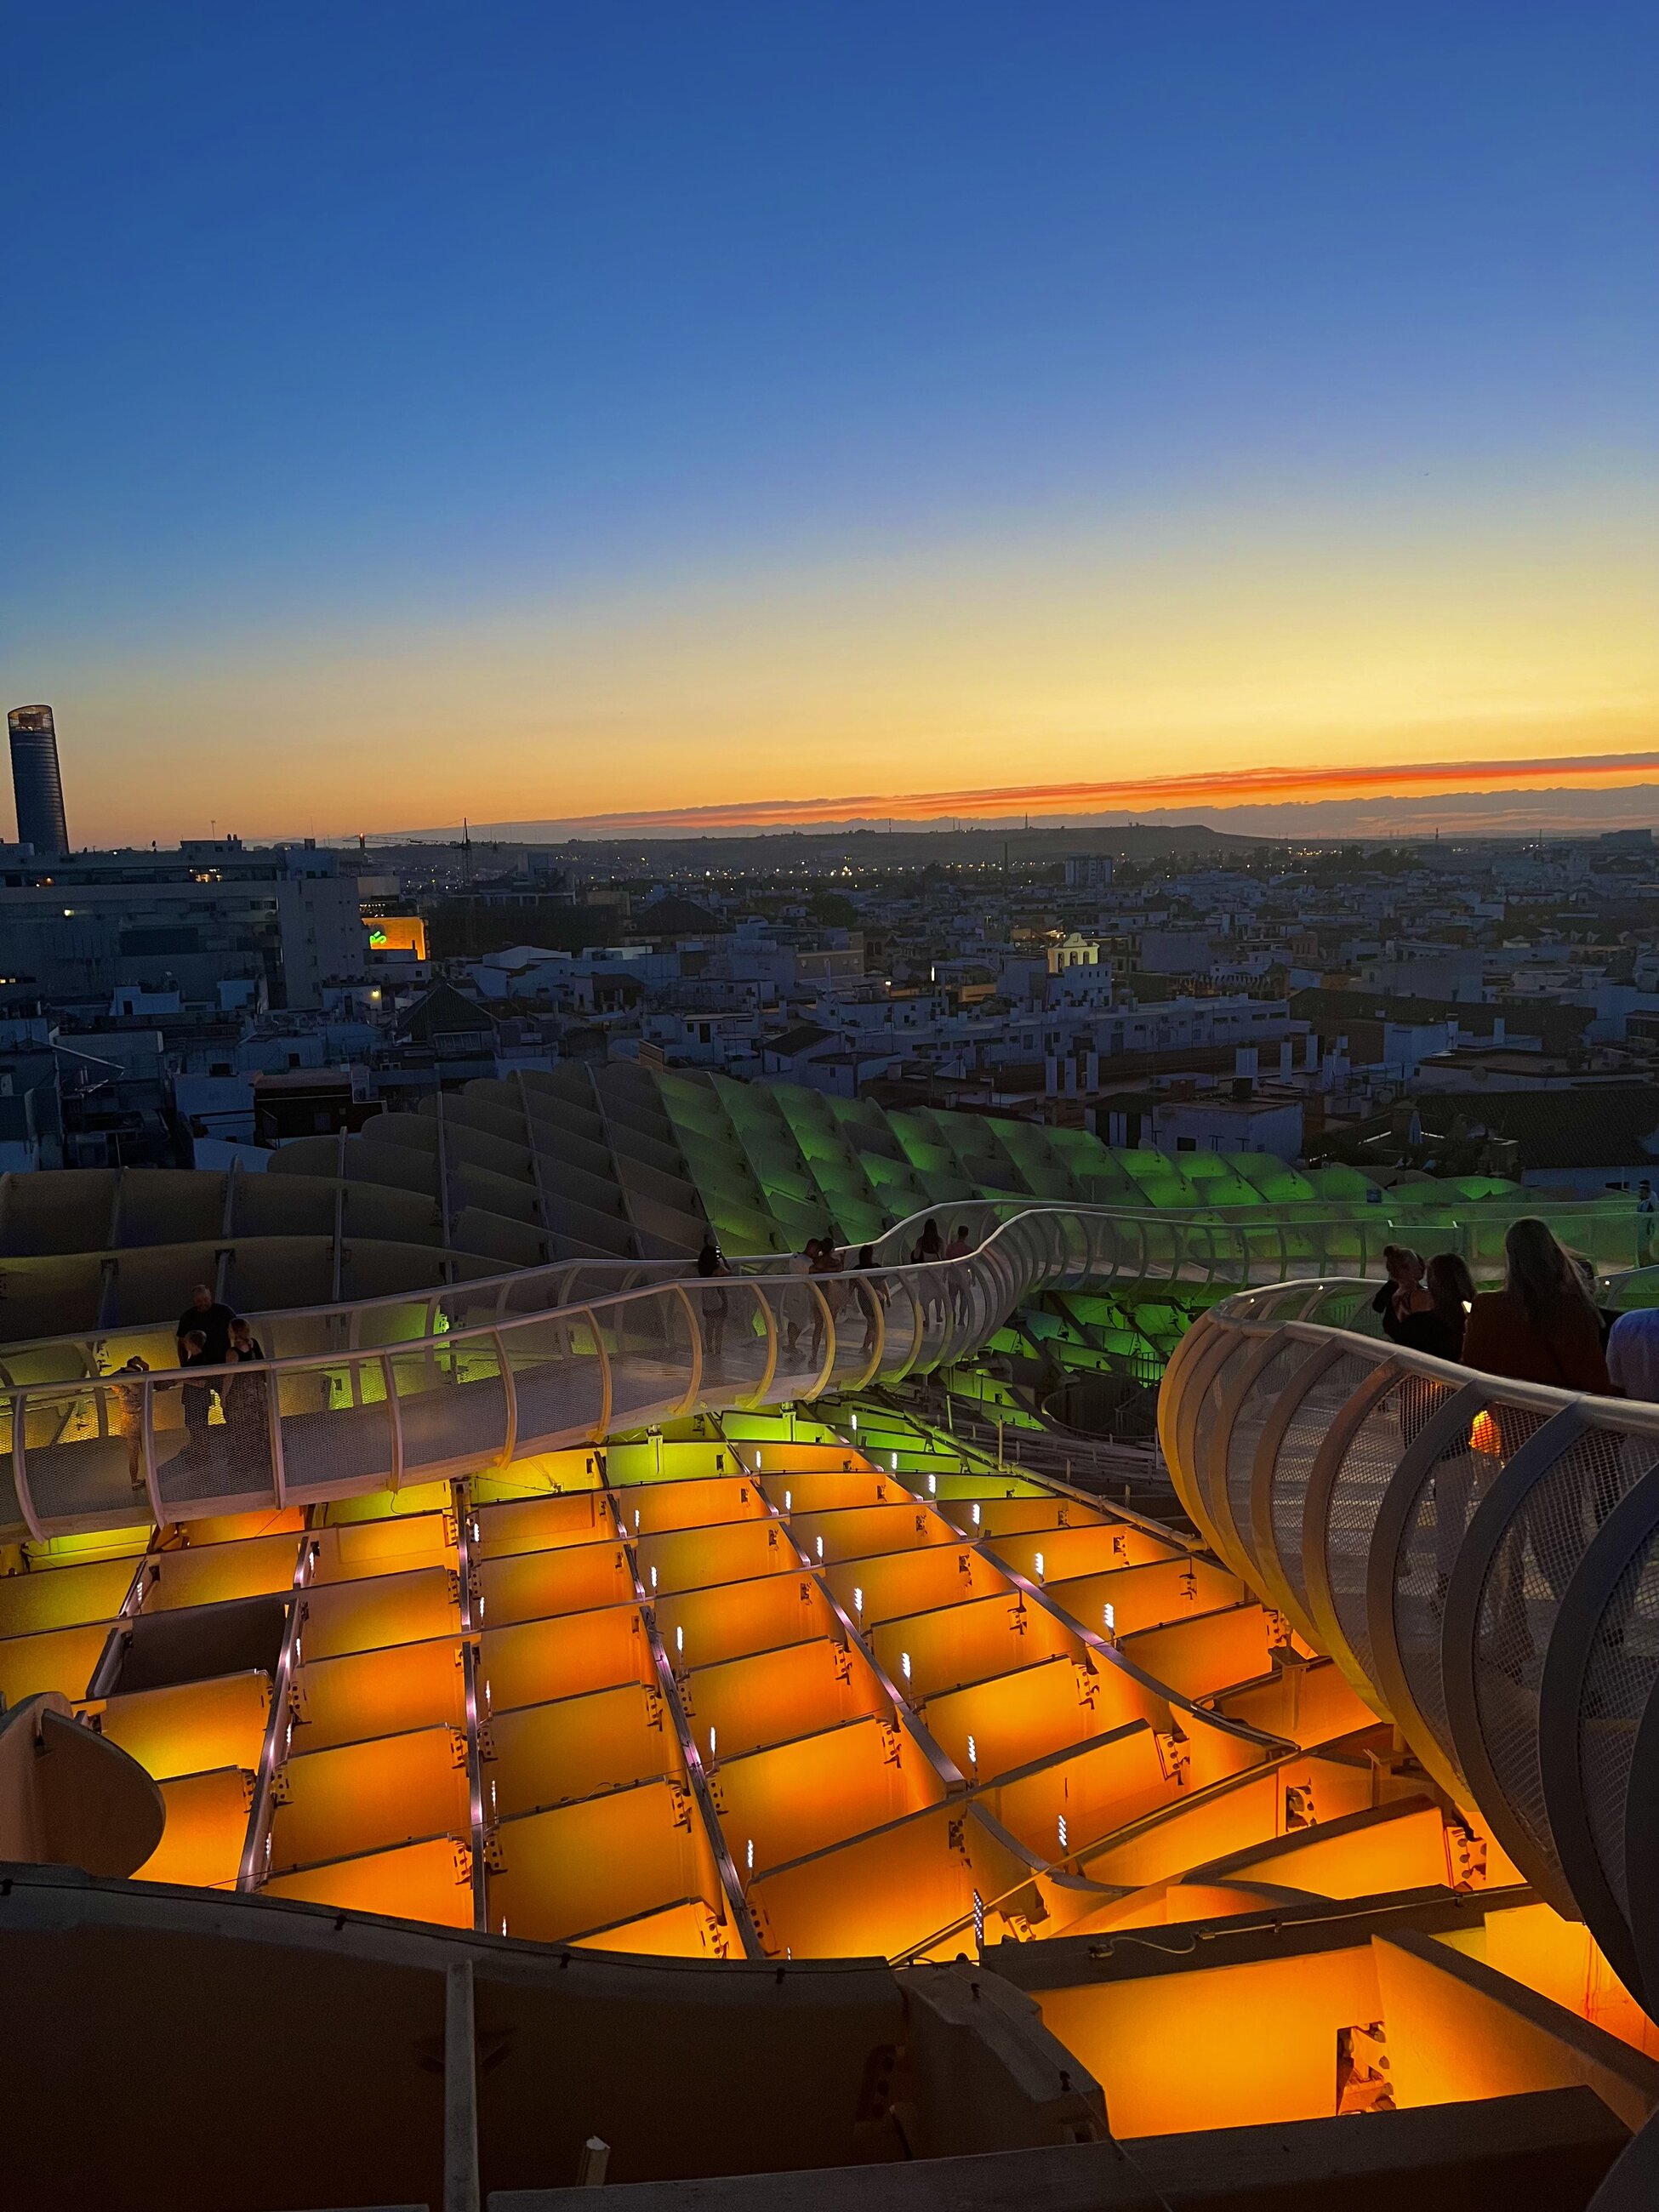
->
[5,2,1656,839]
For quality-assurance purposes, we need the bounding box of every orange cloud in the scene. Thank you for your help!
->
[552,749,1659,832]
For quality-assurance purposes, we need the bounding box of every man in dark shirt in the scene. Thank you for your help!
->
[177,1283,236,1365]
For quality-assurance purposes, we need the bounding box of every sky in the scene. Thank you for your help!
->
[5,2,1657,846]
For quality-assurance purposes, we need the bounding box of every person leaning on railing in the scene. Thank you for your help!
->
[1461,1217,1611,1396]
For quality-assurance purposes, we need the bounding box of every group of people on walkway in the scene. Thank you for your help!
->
[1373,1217,1659,1401]
[693,1217,980,1373]
[111,1283,269,1489]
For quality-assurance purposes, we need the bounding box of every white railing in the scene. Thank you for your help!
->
[1160,1280,1659,2020]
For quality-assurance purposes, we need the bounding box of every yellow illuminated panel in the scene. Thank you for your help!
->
[306,1513,457,1583]
[470,1491,616,1558]
[90,1671,271,1782]
[0,1557,138,1636]
[298,1566,462,1660]
[142,1533,300,1612]
[0,1621,116,1705]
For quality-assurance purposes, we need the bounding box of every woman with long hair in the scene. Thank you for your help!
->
[1462,1217,1610,1393]
[1391,1251,1474,1363]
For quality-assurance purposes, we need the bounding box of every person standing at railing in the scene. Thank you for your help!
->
[111,1356,150,1491]
[1461,1218,1611,1396]
[172,1330,220,1468]
[222,1318,270,1461]
[695,1236,731,1364]
[176,1282,236,1367]
[1639,1180,1656,1269]
[1392,1253,1474,1363]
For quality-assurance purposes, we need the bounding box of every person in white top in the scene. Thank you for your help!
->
[1607,1305,1659,1403]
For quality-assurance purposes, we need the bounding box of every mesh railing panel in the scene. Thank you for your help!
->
[503,1317,607,1447]
[390,1344,510,1474]
[1223,1338,1322,1559]
[1578,1531,1659,1923]
[1190,1339,1261,1535]
[1388,1410,1500,1787]
[1265,1354,1380,1619]
[1470,1416,1636,1875]
[1325,1373,1451,1694]
[274,1363,397,1497]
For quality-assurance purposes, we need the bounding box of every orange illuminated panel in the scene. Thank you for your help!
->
[265,1835,474,1928]
[1218,1656,1377,1749]
[569,1898,733,1958]
[90,1671,271,1782]
[142,1533,300,1613]
[680,1638,890,1761]
[716,1717,944,1875]
[1217,1799,1452,1900]
[134,1766,254,1890]
[920,1654,1156,1782]
[476,1540,633,1627]
[1116,1606,1275,1703]
[298,1566,462,1662]
[479,1604,653,1711]
[175,1508,306,1544]
[269,1725,470,1873]
[1046,1555,1247,1640]
[619,1475,769,1536]
[983,1725,1177,1856]
[470,1491,616,1559]
[293,1636,465,1751]
[1035,1947,1382,2137]
[824,1542,1006,1627]
[488,1778,721,1943]
[987,1523,1174,1584]
[869,1589,1080,1702]
[485,1683,675,1816]
[756,1469,903,1515]
[747,1801,1029,1963]
[306,1512,457,1584]
[635,1518,797,1597]
[364,913,428,957]
[0,1622,115,1705]
[945,1498,1112,1541]
[653,1576,833,1670]
[0,1556,138,1636]
[1078,1757,1372,1891]
[788,1502,956,1567]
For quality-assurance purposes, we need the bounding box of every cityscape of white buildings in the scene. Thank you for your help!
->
[4,815,1659,1197]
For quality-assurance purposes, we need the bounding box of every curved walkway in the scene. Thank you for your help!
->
[1160,1280,1659,2015]
[1,1194,1646,1545]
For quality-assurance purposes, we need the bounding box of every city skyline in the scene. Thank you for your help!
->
[8,3,1656,845]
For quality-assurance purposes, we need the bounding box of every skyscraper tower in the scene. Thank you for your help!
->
[8,705,70,855]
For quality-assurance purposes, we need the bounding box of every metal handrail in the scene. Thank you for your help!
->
[0,1190,1645,1388]
[1159,1275,1659,2016]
